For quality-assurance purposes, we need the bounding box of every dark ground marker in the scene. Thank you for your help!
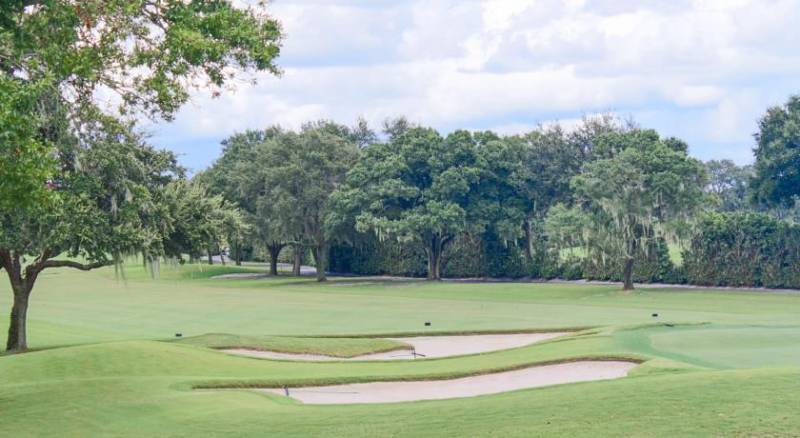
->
[175,333,183,338]
[424,321,431,326]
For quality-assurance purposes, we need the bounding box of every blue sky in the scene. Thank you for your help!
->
[146,0,800,173]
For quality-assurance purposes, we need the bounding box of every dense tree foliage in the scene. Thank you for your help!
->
[161,179,244,266]
[203,128,291,275]
[751,95,800,207]
[254,122,359,281]
[508,126,581,261]
[572,130,706,290]
[704,160,753,212]
[0,0,281,208]
[0,0,282,351]
[0,120,181,350]
[208,123,361,279]
[204,98,800,292]
[684,212,800,288]
[332,127,486,280]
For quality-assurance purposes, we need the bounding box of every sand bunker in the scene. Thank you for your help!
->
[223,332,569,361]
[259,360,637,404]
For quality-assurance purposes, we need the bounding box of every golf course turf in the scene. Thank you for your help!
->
[1,263,799,436]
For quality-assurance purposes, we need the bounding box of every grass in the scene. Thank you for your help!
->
[559,243,684,265]
[174,333,411,357]
[0,262,799,436]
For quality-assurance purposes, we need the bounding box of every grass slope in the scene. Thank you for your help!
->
[0,263,798,436]
[174,333,410,357]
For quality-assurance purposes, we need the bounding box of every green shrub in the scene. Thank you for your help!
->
[683,212,800,288]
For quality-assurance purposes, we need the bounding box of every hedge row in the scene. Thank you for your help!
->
[328,232,679,282]
[683,212,800,288]
[329,212,800,289]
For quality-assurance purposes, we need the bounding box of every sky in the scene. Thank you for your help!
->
[147,0,800,174]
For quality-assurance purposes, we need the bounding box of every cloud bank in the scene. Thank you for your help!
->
[149,0,800,172]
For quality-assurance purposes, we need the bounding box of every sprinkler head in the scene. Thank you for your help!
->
[175,332,183,338]
[651,313,658,318]
[424,321,431,326]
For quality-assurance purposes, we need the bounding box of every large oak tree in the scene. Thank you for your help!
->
[572,130,706,290]
[249,122,359,281]
[334,127,484,280]
[0,0,282,351]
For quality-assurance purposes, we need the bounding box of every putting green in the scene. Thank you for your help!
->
[649,325,800,368]
[0,263,798,436]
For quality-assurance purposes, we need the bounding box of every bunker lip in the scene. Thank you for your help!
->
[257,360,639,404]
[221,332,571,361]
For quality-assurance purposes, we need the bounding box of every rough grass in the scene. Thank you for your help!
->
[0,262,799,436]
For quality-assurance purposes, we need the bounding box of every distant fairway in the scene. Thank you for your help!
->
[1,263,799,436]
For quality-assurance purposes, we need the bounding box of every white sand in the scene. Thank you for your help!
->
[259,360,637,404]
[222,332,569,361]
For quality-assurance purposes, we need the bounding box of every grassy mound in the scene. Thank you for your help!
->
[173,333,411,358]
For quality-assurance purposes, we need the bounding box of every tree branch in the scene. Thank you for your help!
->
[40,260,114,271]
[442,234,455,248]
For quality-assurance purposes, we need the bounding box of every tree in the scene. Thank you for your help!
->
[0,0,282,351]
[231,129,295,275]
[472,132,526,237]
[0,78,54,212]
[509,125,581,262]
[221,208,249,266]
[572,130,706,290]
[162,179,237,265]
[334,127,483,280]
[202,128,288,274]
[1,0,281,205]
[705,159,753,212]
[351,117,378,148]
[505,116,630,265]
[751,95,800,208]
[1,120,181,350]
[256,122,359,281]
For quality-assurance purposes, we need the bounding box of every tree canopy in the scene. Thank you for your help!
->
[572,129,706,290]
[705,159,753,213]
[333,127,486,280]
[0,0,283,351]
[751,94,800,208]
[259,122,360,281]
[0,0,281,208]
[0,120,180,350]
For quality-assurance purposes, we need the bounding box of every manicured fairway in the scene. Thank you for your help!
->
[1,263,799,436]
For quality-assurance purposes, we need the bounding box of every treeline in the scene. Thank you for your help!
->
[199,95,800,289]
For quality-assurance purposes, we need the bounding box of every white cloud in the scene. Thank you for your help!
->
[150,0,800,168]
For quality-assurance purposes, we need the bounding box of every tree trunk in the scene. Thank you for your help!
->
[218,244,226,266]
[313,245,327,282]
[6,288,30,351]
[523,219,534,261]
[2,250,34,352]
[268,243,282,276]
[622,256,635,291]
[207,248,213,265]
[427,236,444,280]
[2,250,110,352]
[293,244,303,276]
[234,242,242,266]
